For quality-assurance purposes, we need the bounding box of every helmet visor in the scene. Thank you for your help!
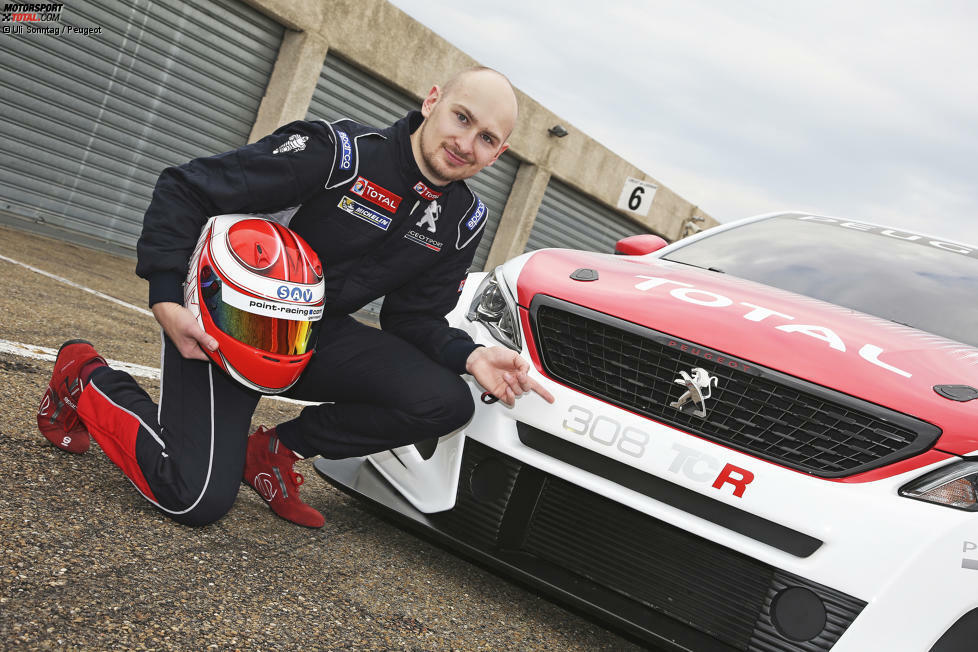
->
[201,273,322,356]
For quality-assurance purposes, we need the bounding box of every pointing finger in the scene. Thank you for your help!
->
[529,378,555,404]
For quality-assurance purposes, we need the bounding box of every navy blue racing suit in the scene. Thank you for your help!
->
[80,111,490,524]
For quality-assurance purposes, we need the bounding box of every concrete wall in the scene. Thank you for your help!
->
[241,0,717,250]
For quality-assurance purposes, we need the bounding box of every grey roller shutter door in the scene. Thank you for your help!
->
[467,153,517,272]
[307,55,516,317]
[307,55,417,131]
[525,178,644,254]
[0,0,282,254]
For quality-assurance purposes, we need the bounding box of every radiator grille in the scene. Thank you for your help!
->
[531,297,940,477]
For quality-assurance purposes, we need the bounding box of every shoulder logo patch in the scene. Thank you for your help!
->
[272,134,308,155]
[466,199,487,231]
[336,130,353,170]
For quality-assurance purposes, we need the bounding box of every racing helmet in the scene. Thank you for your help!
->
[185,214,325,394]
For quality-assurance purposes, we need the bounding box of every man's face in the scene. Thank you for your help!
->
[413,71,517,186]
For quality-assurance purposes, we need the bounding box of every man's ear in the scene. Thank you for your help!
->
[420,85,441,118]
[487,142,510,166]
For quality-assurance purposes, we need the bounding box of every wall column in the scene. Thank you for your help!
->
[484,162,551,271]
[248,30,330,142]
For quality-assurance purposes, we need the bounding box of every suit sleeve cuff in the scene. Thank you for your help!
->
[443,340,482,376]
[148,271,186,307]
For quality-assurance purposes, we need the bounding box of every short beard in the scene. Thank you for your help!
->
[418,121,467,185]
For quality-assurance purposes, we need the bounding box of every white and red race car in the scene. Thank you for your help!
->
[316,212,978,651]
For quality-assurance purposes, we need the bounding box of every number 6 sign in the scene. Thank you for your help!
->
[616,177,658,217]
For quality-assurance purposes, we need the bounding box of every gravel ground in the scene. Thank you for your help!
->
[0,225,643,651]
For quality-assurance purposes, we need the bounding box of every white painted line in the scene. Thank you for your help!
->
[1,338,160,379]
[1,252,318,406]
[0,338,316,406]
[0,253,154,317]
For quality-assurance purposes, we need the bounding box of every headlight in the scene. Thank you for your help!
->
[899,460,978,511]
[466,268,522,351]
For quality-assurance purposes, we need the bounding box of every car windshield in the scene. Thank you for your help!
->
[662,214,978,348]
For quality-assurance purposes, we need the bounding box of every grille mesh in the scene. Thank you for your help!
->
[524,476,770,647]
[532,298,939,477]
[440,439,866,651]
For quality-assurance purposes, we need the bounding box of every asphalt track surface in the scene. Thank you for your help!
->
[0,224,642,650]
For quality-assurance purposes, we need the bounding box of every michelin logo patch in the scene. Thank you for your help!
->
[337,130,352,170]
[272,134,308,155]
[338,196,391,231]
[466,199,486,231]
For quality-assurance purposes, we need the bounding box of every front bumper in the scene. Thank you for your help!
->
[316,438,864,651]
[318,273,978,650]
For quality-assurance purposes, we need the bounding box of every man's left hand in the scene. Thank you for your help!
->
[465,346,555,406]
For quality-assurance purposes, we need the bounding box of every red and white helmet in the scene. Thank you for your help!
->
[185,215,325,394]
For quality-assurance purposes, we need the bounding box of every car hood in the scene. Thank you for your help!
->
[514,249,978,455]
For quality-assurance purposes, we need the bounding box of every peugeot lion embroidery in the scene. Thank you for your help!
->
[416,200,440,233]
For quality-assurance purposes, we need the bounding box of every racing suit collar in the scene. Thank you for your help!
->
[395,110,451,195]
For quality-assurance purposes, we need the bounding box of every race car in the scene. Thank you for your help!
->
[315,212,978,651]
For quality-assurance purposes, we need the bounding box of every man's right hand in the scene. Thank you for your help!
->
[151,302,218,361]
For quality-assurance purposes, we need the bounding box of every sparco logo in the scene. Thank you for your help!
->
[350,176,401,212]
[1,2,63,21]
[466,200,486,231]
[337,130,352,170]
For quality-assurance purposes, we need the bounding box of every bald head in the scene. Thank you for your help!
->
[439,66,519,141]
[411,66,520,185]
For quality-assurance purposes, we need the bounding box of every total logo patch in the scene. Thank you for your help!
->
[404,230,443,252]
[351,176,401,212]
[413,181,442,201]
[338,196,392,231]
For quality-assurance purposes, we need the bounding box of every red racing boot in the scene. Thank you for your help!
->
[243,426,324,528]
[37,339,107,453]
